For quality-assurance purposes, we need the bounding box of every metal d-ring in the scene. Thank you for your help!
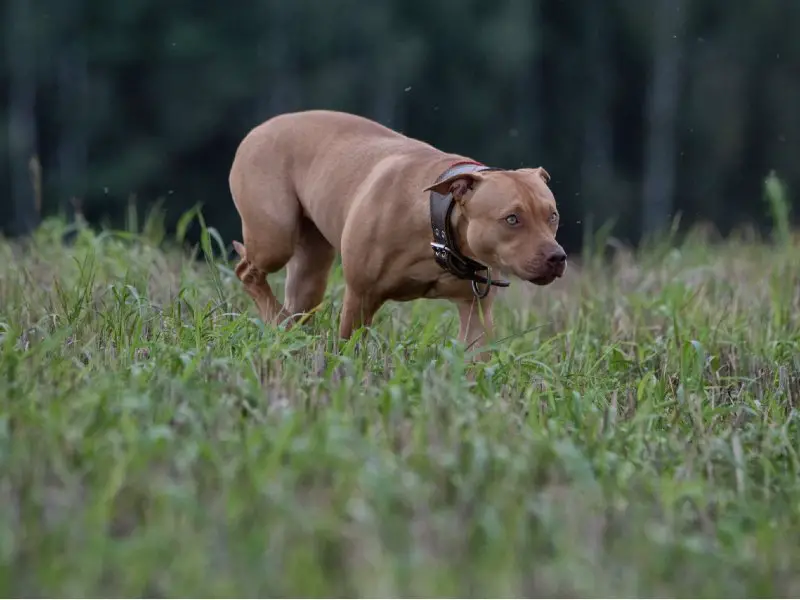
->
[471,269,492,299]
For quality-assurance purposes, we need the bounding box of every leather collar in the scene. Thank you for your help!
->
[429,161,510,297]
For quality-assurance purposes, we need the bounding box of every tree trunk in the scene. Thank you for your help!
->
[641,0,684,238]
[258,0,299,120]
[57,6,89,214]
[518,0,542,163]
[581,0,614,236]
[371,52,397,130]
[6,0,40,236]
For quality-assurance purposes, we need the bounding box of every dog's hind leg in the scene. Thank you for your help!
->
[233,241,289,324]
[231,178,300,326]
[283,217,336,325]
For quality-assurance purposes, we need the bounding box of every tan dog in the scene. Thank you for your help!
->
[229,110,566,357]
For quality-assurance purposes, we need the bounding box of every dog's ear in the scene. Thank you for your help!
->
[517,166,551,184]
[423,172,485,202]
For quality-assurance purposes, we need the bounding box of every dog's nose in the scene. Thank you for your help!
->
[547,248,567,266]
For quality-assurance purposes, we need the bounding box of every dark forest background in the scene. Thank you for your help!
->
[2,0,799,253]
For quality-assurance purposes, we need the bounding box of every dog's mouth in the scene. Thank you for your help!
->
[527,263,566,286]
[528,274,558,286]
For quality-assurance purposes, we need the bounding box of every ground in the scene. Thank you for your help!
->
[1,216,799,597]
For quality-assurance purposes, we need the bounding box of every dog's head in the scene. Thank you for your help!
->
[424,166,566,285]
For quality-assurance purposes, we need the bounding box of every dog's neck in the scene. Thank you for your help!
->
[427,159,510,293]
[429,159,488,266]
[449,202,477,263]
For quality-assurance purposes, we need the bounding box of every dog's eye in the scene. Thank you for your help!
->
[549,211,559,225]
[505,214,520,226]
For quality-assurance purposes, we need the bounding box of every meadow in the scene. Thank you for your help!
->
[1,193,799,596]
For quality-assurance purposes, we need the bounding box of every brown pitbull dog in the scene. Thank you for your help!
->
[229,110,566,358]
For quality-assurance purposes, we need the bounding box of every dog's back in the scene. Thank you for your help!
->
[230,110,454,244]
[234,110,447,184]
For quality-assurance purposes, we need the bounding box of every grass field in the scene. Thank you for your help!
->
[1,210,800,597]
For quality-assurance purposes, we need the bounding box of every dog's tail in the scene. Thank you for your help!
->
[232,240,250,282]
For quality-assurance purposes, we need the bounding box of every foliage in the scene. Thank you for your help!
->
[1,0,799,248]
[1,217,800,596]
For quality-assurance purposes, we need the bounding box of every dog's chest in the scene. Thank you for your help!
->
[383,273,469,303]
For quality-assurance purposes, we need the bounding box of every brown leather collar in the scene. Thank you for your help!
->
[429,161,510,297]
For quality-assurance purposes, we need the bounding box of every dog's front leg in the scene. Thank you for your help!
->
[456,294,495,363]
[339,286,381,339]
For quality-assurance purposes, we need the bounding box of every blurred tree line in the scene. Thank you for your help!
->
[2,0,799,252]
